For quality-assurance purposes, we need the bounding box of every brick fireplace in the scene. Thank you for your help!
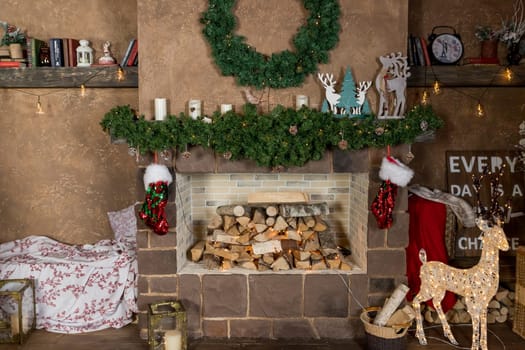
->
[135,146,410,339]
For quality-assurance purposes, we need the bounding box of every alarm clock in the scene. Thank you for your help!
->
[427,26,464,65]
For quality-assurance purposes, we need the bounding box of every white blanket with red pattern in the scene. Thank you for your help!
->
[0,234,137,333]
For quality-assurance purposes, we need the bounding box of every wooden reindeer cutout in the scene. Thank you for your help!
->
[317,73,341,113]
[413,166,511,350]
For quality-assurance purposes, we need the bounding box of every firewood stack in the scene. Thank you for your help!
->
[420,287,515,324]
[189,192,352,271]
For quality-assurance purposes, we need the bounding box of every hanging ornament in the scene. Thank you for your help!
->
[371,155,414,229]
[139,164,173,235]
[338,139,348,150]
[289,124,298,135]
[223,151,232,160]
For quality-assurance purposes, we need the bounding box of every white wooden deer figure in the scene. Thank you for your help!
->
[351,81,372,114]
[317,73,341,113]
[413,217,509,350]
[375,52,411,118]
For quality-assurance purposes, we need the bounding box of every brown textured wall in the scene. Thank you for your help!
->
[137,0,408,118]
[1,0,138,244]
[408,0,524,189]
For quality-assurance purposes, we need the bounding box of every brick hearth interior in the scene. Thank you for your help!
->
[175,173,368,272]
[136,152,411,339]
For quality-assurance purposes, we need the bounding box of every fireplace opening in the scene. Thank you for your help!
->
[175,173,368,274]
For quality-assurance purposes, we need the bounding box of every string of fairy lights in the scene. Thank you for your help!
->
[419,64,523,118]
[2,66,125,114]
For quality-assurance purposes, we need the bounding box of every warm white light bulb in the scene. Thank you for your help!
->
[504,67,513,81]
[117,66,125,81]
[80,84,86,97]
[476,102,485,118]
[433,80,441,95]
[36,96,44,114]
[421,90,430,105]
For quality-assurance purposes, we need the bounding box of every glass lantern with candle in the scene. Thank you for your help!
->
[76,39,93,67]
[0,279,36,344]
[148,300,187,350]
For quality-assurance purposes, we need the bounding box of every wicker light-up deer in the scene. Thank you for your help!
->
[413,166,511,350]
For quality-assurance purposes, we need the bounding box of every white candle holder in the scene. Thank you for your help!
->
[188,100,201,120]
[296,95,309,110]
[154,98,167,121]
[220,104,233,114]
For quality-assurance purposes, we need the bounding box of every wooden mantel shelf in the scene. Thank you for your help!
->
[0,66,138,88]
[407,65,525,87]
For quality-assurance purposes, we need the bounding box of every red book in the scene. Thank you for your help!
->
[126,40,138,66]
[420,37,431,66]
[0,61,23,68]
[68,38,79,67]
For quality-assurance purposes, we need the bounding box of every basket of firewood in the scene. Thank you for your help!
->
[361,306,411,350]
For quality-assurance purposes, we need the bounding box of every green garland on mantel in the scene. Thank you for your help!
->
[200,0,341,89]
[100,104,443,168]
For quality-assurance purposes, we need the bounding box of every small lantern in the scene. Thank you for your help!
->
[148,300,187,350]
[76,39,93,67]
[0,279,36,344]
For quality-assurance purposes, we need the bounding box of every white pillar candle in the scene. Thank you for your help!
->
[188,99,202,119]
[164,329,182,350]
[220,103,233,113]
[296,95,308,110]
[154,98,167,121]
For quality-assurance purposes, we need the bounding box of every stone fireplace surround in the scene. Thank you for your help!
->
[135,146,410,340]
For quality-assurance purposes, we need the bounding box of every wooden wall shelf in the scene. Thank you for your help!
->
[407,65,525,88]
[0,66,138,88]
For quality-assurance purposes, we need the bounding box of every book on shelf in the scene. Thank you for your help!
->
[121,38,136,66]
[0,60,27,68]
[49,38,64,67]
[414,36,426,66]
[26,37,47,67]
[126,39,138,66]
[420,37,431,66]
[407,34,415,66]
[67,38,79,67]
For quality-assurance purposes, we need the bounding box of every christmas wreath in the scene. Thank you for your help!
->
[200,0,341,89]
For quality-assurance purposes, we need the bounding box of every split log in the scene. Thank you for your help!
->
[203,254,221,270]
[279,202,329,217]
[262,253,274,265]
[226,225,241,236]
[221,259,233,270]
[252,240,282,255]
[212,230,239,244]
[265,216,276,226]
[297,219,309,232]
[303,216,316,228]
[293,250,311,261]
[236,216,251,227]
[241,261,258,270]
[205,243,240,261]
[295,259,311,269]
[286,217,298,229]
[223,215,237,231]
[265,205,278,217]
[273,216,289,231]
[247,191,308,204]
[311,259,327,270]
[190,240,206,262]
[252,208,266,224]
[216,204,252,217]
[254,223,268,233]
[286,229,302,241]
[303,233,321,251]
[271,256,290,271]
[207,215,223,231]
[313,217,328,232]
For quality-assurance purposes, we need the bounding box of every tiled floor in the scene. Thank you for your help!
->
[0,322,523,349]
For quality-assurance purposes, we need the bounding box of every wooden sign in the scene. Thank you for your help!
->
[446,150,524,258]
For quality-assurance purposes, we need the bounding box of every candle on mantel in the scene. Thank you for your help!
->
[220,103,233,114]
[10,314,19,337]
[154,98,167,121]
[164,329,182,350]
[188,99,202,120]
[296,95,308,110]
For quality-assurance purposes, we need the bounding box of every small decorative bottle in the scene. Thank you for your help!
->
[76,39,93,67]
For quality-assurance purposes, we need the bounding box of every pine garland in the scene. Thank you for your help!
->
[200,0,341,89]
[101,104,443,168]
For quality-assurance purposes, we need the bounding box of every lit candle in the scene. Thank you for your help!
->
[164,329,182,350]
[220,103,233,114]
[296,95,308,110]
[154,98,167,121]
[188,99,202,119]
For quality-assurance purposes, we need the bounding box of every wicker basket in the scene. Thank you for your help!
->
[513,246,525,339]
[361,307,411,350]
